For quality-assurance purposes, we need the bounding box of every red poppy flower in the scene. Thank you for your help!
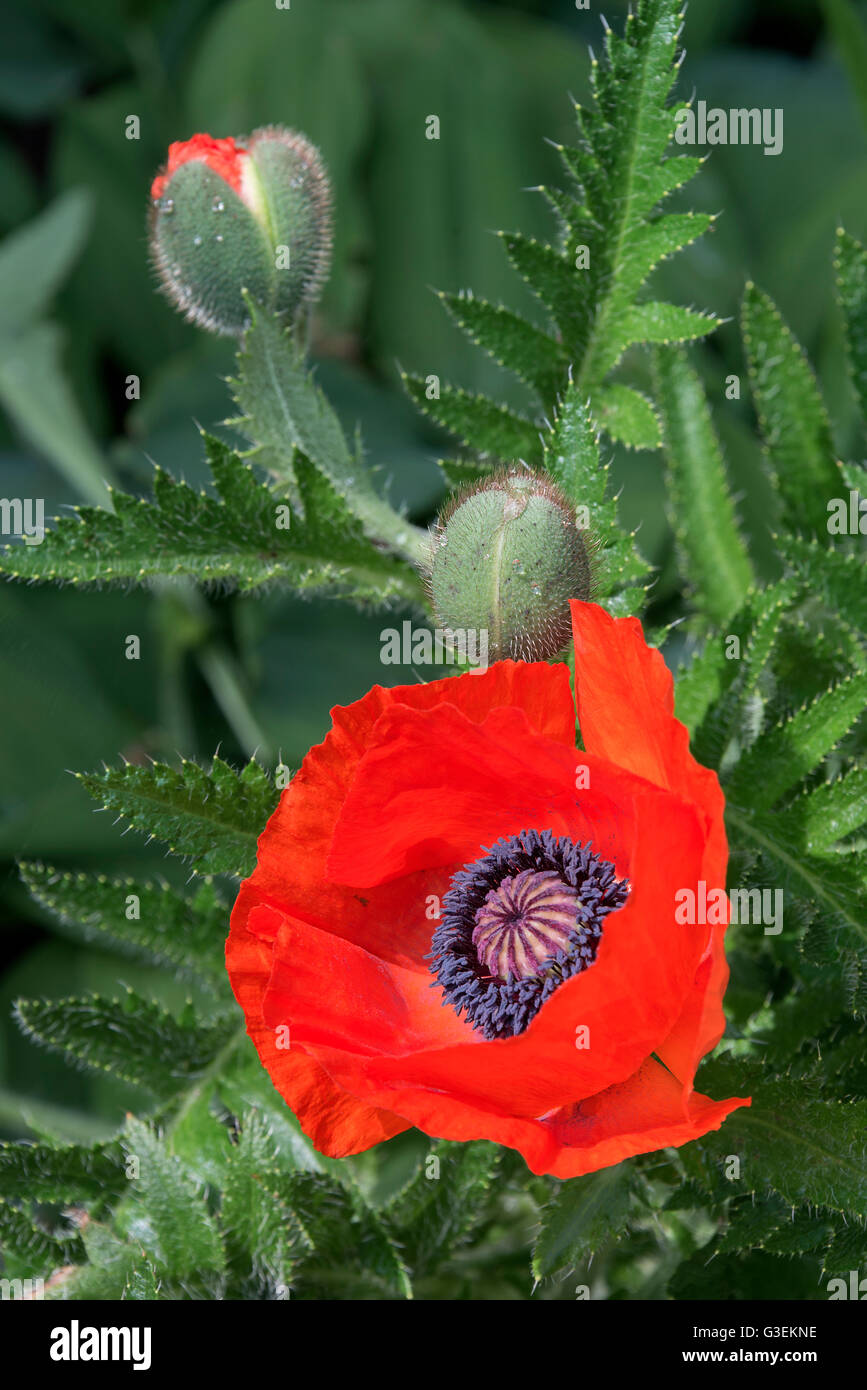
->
[151,133,246,202]
[226,601,749,1178]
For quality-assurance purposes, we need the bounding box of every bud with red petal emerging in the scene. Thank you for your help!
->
[149,126,332,336]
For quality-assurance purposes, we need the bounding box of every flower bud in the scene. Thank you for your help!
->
[428,469,592,662]
[149,127,332,336]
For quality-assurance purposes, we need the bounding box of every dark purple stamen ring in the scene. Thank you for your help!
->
[429,829,629,1040]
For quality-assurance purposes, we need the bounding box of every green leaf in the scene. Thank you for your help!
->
[76,754,278,877]
[834,226,867,427]
[725,671,867,810]
[531,1163,634,1280]
[683,577,801,768]
[0,189,92,343]
[596,302,718,375]
[123,1258,161,1300]
[169,1087,235,1188]
[594,382,661,450]
[13,993,239,1102]
[0,322,110,507]
[220,1109,304,1296]
[726,804,867,960]
[697,1063,867,1220]
[497,230,594,354]
[0,1199,84,1278]
[778,767,867,854]
[779,536,867,633]
[654,346,754,624]
[717,1194,834,1257]
[0,435,421,606]
[557,2,718,391]
[544,381,650,614]
[384,1140,501,1274]
[231,297,359,493]
[438,290,566,401]
[231,299,426,564]
[20,863,229,990]
[436,457,491,492]
[416,0,718,480]
[402,371,543,463]
[284,1171,412,1300]
[742,282,843,535]
[0,1138,126,1204]
[119,1118,225,1281]
[216,1041,332,1176]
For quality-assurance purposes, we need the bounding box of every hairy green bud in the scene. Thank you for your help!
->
[149,126,332,337]
[428,469,593,662]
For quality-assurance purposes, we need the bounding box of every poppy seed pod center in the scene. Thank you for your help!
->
[472,869,582,982]
[430,829,629,1040]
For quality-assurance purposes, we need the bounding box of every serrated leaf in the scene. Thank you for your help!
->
[717,1193,833,1257]
[20,862,229,989]
[594,382,661,450]
[231,296,359,493]
[835,226,867,429]
[497,231,593,351]
[384,1140,501,1274]
[0,435,420,605]
[283,1172,412,1300]
[13,994,239,1102]
[402,371,542,463]
[419,0,718,484]
[596,302,718,377]
[0,1199,84,1279]
[439,290,566,401]
[742,282,843,535]
[654,346,754,624]
[220,1110,305,1297]
[823,1215,867,1276]
[777,768,867,854]
[0,1138,126,1204]
[532,1163,633,1280]
[697,1062,867,1219]
[726,805,867,1007]
[682,576,800,767]
[436,457,491,492]
[119,1118,224,1281]
[725,672,867,810]
[558,1,717,391]
[543,382,650,614]
[778,536,867,633]
[231,299,424,562]
[76,754,278,877]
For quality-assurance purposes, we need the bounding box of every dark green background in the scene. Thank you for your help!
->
[0,0,863,1139]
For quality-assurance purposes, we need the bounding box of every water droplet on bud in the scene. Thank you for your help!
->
[211,196,225,212]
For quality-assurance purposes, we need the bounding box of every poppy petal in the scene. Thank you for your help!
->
[238,661,574,969]
[225,899,409,1155]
